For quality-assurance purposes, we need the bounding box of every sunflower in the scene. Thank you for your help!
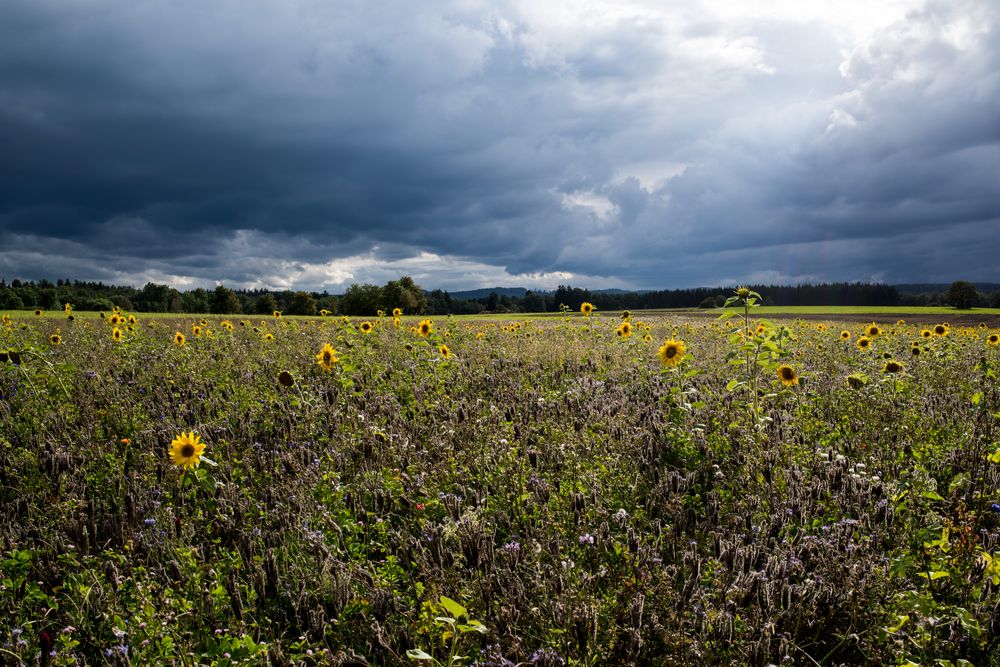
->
[34,309,43,317]
[846,373,868,389]
[173,332,186,347]
[657,339,686,367]
[63,303,72,315]
[776,364,798,386]
[580,302,594,316]
[417,319,433,337]
[920,329,932,339]
[882,360,904,374]
[264,332,274,341]
[192,325,202,337]
[50,333,62,345]
[359,321,374,334]
[393,317,401,327]
[316,343,339,371]
[911,346,922,356]
[897,319,906,326]
[392,308,402,318]
[987,334,1000,347]
[319,309,330,317]
[856,336,872,350]
[221,320,234,331]
[933,324,948,337]
[755,324,767,337]
[643,333,652,342]
[617,321,633,338]
[277,371,295,387]
[273,310,282,319]
[109,314,122,326]
[112,327,123,342]
[621,310,631,320]
[866,323,881,338]
[169,432,206,469]
[840,331,851,340]
[438,344,451,358]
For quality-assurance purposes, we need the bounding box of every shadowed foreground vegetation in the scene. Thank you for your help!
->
[2,307,1000,665]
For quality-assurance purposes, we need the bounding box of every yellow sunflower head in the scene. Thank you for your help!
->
[173,332,186,347]
[50,333,62,345]
[112,327,123,341]
[192,325,202,337]
[856,336,871,350]
[316,343,339,371]
[417,319,433,337]
[617,322,633,338]
[987,333,999,347]
[643,333,652,342]
[359,321,374,334]
[580,302,594,316]
[657,339,686,367]
[840,331,851,340]
[866,323,881,337]
[264,332,274,341]
[273,310,282,319]
[438,344,451,358]
[776,364,798,386]
[392,307,403,318]
[169,431,206,469]
[34,309,43,317]
[882,360,904,374]
[933,324,948,336]
[911,346,922,356]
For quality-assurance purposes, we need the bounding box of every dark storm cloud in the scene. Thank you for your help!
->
[0,0,997,290]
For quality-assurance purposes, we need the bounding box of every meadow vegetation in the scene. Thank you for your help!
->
[2,295,1000,666]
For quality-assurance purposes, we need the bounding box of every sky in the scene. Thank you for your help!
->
[0,0,997,292]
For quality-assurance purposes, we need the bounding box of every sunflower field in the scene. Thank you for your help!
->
[2,298,1000,666]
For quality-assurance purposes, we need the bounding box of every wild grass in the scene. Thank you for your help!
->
[1,309,999,665]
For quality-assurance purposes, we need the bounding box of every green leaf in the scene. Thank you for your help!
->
[725,379,744,392]
[921,490,945,502]
[406,648,435,661]
[439,596,467,620]
[885,614,909,633]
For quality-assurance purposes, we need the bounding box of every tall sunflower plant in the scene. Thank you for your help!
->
[169,431,221,494]
[719,287,796,429]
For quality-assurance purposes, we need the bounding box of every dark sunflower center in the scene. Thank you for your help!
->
[781,368,794,380]
[181,444,195,457]
[665,347,677,358]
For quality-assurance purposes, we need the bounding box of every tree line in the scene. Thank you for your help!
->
[0,278,996,316]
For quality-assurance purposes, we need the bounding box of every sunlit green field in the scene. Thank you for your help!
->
[2,307,1000,665]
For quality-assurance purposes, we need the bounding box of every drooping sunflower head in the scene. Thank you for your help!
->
[934,324,948,336]
[882,360,904,374]
[169,431,206,469]
[173,332,186,347]
[580,302,594,316]
[840,331,851,340]
[987,333,1000,347]
[316,343,339,371]
[359,321,374,334]
[897,319,906,326]
[657,339,686,367]
[417,319,433,337]
[856,336,871,350]
[438,344,451,358]
[846,373,869,389]
[277,371,295,387]
[866,323,881,337]
[621,310,631,320]
[776,364,799,386]
[392,308,403,318]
